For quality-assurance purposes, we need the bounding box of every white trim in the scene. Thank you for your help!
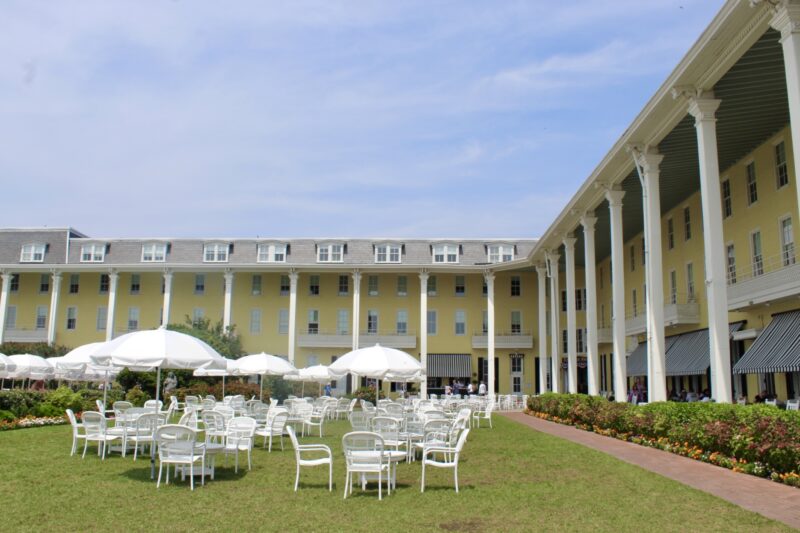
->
[257,242,287,263]
[374,243,402,264]
[141,242,167,263]
[203,242,229,263]
[20,243,46,263]
[316,242,344,263]
[80,244,105,263]
[432,243,460,264]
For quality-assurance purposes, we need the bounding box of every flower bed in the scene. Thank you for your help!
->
[0,415,67,431]
[528,393,800,488]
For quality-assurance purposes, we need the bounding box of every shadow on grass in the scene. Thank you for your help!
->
[120,464,250,485]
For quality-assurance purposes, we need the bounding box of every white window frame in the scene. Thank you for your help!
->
[127,307,140,331]
[396,275,407,297]
[337,309,349,335]
[20,243,46,263]
[746,160,758,206]
[203,243,229,263]
[141,242,167,263]
[726,242,736,284]
[432,243,459,264]
[66,306,78,330]
[427,310,437,335]
[775,139,789,189]
[251,274,262,295]
[455,310,466,336]
[367,310,379,334]
[396,309,408,335]
[487,244,514,263]
[367,275,379,296]
[35,305,47,330]
[250,308,262,334]
[317,243,344,263]
[4,305,16,329]
[779,214,796,267]
[686,262,696,300]
[374,243,402,264]
[80,244,105,263]
[750,229,763,277]
[257,243,287,263]
[721,178,732,218]
[511,310,522,334]
[278,308,289,334]
[669,269,677,305]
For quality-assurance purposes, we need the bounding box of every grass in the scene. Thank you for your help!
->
[0,414,792,532]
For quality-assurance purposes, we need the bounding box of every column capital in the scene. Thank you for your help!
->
[673,86,721,123]
[604,188,625,207]
[288,271,299,282]
[162,270,173,279]
[535,263,548,276]
[108,271,119,282]
[580,214,597,231]
[755,0,800,41]
[50,270,62,279]
[628,144,664,173]
[224,271,234,282]
[1,273,11,282]
[418,271,429,282]
[562,236,577,250]
[483,270,495,283]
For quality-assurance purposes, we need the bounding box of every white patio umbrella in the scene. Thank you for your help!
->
[283,364,331,396]
[383,370,426,396]
[8,353,54,382]
[90,327,227,479]
[329,344,422,401]
[0,353,16,382]
[193,358,237,397]
[55,342,120,405]
[232,352,298,400]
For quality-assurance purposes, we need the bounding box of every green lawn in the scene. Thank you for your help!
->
[0,414,790,532]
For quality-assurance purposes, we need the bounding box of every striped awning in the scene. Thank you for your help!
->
[733,311,800,374]
[666,322,744,376]
[427,354,471,378]
[626,336,680,377]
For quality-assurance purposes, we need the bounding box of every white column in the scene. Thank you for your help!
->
[105,272,119,341]
[581,214,599,396]
[634,148,667,403]
[546,250,561,393]
[0,273,11,344]
[769,3,800,224]
[563,236,578,394]
[47,272,62,345]
[352,271,362,393]
[419,272,428,398]
[536,264,549,394]
[288,271,298,365]
[485,271,496,399]
[606,189,628,402]
[162,271,173,327]
[223,271,234,330]
[687,95,733,403]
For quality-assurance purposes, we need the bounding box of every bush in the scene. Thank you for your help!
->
[45,386,84,413]
[76,388,125,412]
[0,410,15,422]
[0,342,70,358]
[173,381,263,401]
[125,385,151,407]
[33,403,63,417]
[349,386,386,404]
[0,390,47,417]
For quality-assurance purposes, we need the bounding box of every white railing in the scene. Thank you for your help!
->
[624,293,699,335]
[727,250,800,310]
[2,326,48,343]
[297,329,417,349]
[471,331,533,349]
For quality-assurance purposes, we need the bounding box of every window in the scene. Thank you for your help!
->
[251,275,262,295]
[667,219,675,250]
[69,274,79,294]
[751,231,763,276]
[632,288,638,317]
[511,355,523,373]
[488,244,514,263]
[130,274,141,294]
[127,307,140,331]
[455,310,466,336]
[727,244,736,284]
[141,243,167,262]
[686,263,696,300]
[9,274,19,292]
[338,275,349,296]
[577,328,586,353]
[776,141,789,188]
[368,275,378,296]
[575,288,585,311]
[781,217,796,266]
[482,310,488,334]
[630,245,635,272]
[35,306,47,330]
[427,276,437,296]
[309,275,320,296]
[20,243,46,263]
[39,274,49,293]
[257,243,287,263]
[562,330,568,354]
[396,310,407,335]
[669,270,677,304]
[66,307,77,330]
[250,308,261,334]
[317,243,343,263]
[561,290,567,312]
[194,274,205,294]
[278,309,289,334]
[375,244,401,263]
[427,310,437,335]
[684,207,692,240]
[280,275,290,296]
[511,311,521,334]
[337,309,349,335]
[95,274,108,294]
[510,276,521,297]
[397,276,407,296]
[641,237,646,266]
[432,244,459,264]
[482,280,488,297]
[203,243,229,263]
[307,310,319,334]
[4,306,15,329]
[95,306,108,331]
[367,310,378,334]
[455,275,466,296]
[81,244,105,263]
[722,179,732,218]
[192,308,204,325]
[746,162,758,205]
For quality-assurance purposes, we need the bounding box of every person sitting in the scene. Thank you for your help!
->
[699,388,712,402]
[678,389,688,402]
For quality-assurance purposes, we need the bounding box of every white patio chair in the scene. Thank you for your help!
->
[224,417,257,473]
[765,398,778,406]
[129,413,162,461]
[786,399,799,411]
[215,405,236,425]
[342,431,391,500]
[179,409,199,430]
[421,428,470,493]
[201,398,216,411]
[201,410,228,444]
[154,425,206,490]
[81,411,119,460]
[349,411,373,431]
[303,404,330,438]
[286,426,332,492]
[472,402,494,428]
[65,409,86,456]
[255,411,289,452]
[143,399,163,411]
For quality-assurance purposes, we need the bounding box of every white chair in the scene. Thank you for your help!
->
[179,409,199,430]
[303,405,329,438]
[472,402,494,428]
[201,410,228,444]
[81,411,119,460]
[786,399,799,411]
[765,398,778,406]
[224,417,257,473]
[65,409,86,456]
[421,428,470,493]
[143,399,163,411]
[349,411,373,431]
[286,426,332,492]
[155,425,206,490]
[342,431,391,500]
[129,413,162,461]
[255,411,289,452]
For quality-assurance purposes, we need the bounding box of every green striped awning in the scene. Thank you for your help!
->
[666,322,744,376]
[733,311,800,374]
[626,336,679,377]
[427,354,471,378]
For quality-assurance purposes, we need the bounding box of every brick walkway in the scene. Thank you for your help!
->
[502,412,800,530]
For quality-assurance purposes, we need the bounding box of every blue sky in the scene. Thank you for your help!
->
[0,0,725,239]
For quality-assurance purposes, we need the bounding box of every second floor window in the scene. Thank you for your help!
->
[488,244,514,263]
[776,141,789,188]
[727,244,736,284]
[280,275,290,296]
[427,275,437,296]
[368,275,378,296]
[130,274,141,294]
[510,276,521,297]
[69,274,80,294]
[257,243,286,263]
[455,275,466,296]
[396,310,407,335]
[309,275,320,296]
[746,162,758,205]
[195,274,205,294]
[667,219,675,250]
[317,243,343,263]
[338,275,349,296]
[20,243,46,263]
[375,244,401,263]
[367,310,379,334]
[751,231,763,276]
[781,217,795,266]
[511,310,521,334]
[142,243,167,262]
[397,276,407,296]
[432,244,459,264]
[684,207,692,240]
[686,263,696,299]
[252,275,262,295]
[81,244,105,263]
[99,274,109,294]
[204,243,229,262]
[722,179,732,218]
[307,310,319,334]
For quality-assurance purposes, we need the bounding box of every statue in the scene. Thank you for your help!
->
[163,372,178,397]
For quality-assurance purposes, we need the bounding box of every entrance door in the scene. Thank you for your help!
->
[510,354,524,394]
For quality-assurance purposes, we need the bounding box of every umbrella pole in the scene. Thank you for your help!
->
[301,382,305,397]
[102,370,109,409]
[259,376,263,401]
[375,378,379,402]
[151,366,161,480]
[222,376,225,397]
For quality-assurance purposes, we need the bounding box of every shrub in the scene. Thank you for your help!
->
[0,410,15,422]
[0,390,47,417]
[33,403,63,417]
[349,386,386,404]
[125,385,151,407]
[45,386,84,413]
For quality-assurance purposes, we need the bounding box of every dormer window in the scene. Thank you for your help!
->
[317,243,343,263]
[20,243,46,263]
[488,244,514,263]
[80,244,105,263]
[257,243,287,263]
[204,243,229,263]
[142,243,167,262]
[432,244,459,264]
[375,244,401,263]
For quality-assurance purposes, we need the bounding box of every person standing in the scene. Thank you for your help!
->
[478,381,487,396]
[467,382,474,395]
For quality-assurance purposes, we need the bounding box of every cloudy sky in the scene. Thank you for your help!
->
[1,0,724,239]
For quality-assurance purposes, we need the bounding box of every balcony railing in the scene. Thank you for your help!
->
[471,331,533,349]
[297,329,417,349]
[2,326,48,343]
[727,250,800,310]
[624,293,700,335]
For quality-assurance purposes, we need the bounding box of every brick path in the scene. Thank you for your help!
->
[502,412,800,530]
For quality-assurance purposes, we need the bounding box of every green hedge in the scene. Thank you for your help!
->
[0,387,125,418]
[528,393,800,478]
